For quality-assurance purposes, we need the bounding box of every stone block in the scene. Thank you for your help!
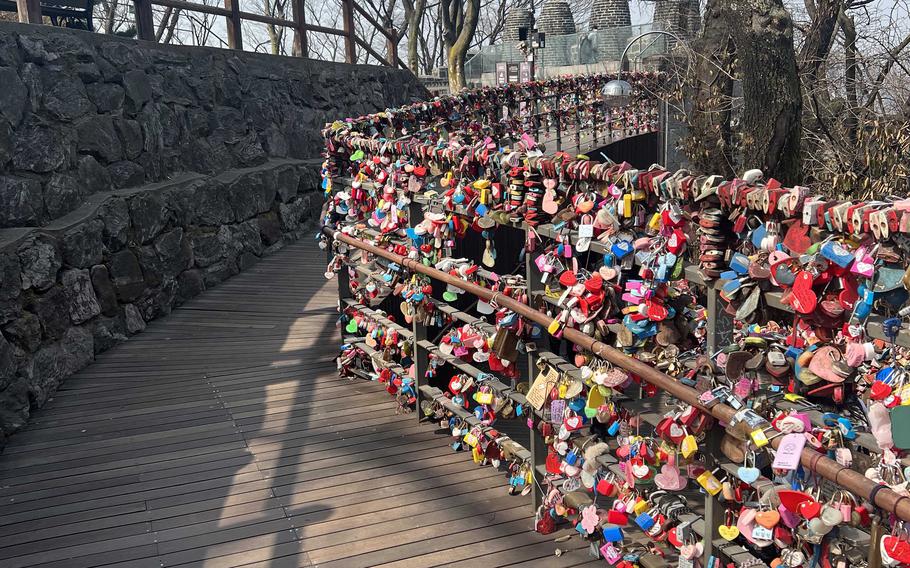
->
[190,228,224,268]
[108,161,145,188]
[176,269,205,303]
[90,264,119,316]
[77,155,112,196]
[61,325,94,376]
[13,121,72,174]
[61,269,101,324]
[91,314,127,353]
[18,234,61,292]
[129,192,168,244]
[86,82,124,113]
[44,172,86,219]
[0,175,42,228]
[257,212,282,246]
[108,249,145,302]
[3,311,41,353]
[122,69,152,111]
[31,285,69,340]
[0,66,27,127]
[62,220,104,268]
[76,115,121,162]
[123,303,146,334]
[99,198,130,249]
[154,227,193,275]
[194,179,234,225]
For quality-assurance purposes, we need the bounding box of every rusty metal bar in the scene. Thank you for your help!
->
[322,225,910,523]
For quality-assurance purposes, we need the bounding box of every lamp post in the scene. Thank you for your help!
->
[602,29,683,105]
[600,29,684,163]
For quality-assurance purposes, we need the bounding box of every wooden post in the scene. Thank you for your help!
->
[386,27,399,68]
[291,0,309,58]
[133,0,155,41]
[224,0,243,50]
[341,0,356,63]
[17,0,41,24]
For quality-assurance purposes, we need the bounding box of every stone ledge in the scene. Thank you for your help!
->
[0,158,325,447]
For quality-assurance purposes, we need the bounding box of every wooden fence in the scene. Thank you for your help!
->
[15,0,405,68]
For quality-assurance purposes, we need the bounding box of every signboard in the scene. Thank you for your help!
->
[519,61,532,83]
[507,63,520,84]
[495,62,507,86]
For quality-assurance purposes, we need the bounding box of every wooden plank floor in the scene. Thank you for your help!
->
[0,240,598,568]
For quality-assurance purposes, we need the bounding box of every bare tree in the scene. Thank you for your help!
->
[441,0,481,90]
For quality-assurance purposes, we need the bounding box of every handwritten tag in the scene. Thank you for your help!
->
[752,526,773,541]
[772,433,806,470]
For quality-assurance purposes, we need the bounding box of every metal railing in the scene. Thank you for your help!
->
[13,0,405,68]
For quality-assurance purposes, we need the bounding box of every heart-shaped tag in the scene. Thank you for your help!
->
[871,380,893,400]
[798,499,821,520]
[718,525,740,541]
[737,466,760,484]
[654,464,686,491]
[668,423,686,444]
[631,462,650,478]
[565,415,582,431]
[755,510,780,529]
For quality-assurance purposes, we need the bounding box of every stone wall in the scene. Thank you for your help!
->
[0,159,324,442]
[0,22,427,228]
[0,22,428,444]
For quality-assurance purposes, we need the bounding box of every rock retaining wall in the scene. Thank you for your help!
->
[0,22,428,444]
[0,159,324,442]
[0,22,427,228]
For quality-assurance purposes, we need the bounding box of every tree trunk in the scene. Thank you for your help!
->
[841,10,858,144]
[446,0,479,92]
[729,0,802,183]
[686,0,737,177]
[407,0,425,74]
[687,0,802,183]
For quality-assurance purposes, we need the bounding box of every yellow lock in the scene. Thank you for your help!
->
[680,434,698,458]
[463,432,479,447]
[547,318,562,335]
[696,470,722,495]
[633,499,650,515]
[647,212,662,231]
[623,194,633,218]
[476,392,493,405]
[751,429,770,448]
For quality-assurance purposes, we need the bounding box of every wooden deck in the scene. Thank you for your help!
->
[0,240,599,568]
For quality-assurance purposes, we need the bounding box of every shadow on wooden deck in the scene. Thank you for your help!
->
[0,240,599,568]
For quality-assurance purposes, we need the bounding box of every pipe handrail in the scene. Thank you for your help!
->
[323,224,910,523]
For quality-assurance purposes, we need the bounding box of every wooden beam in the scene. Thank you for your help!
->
[341,0,356,63]
[154,0,231,16]
[291,0,309,58]
[224,0,243,50]
[133,0,155,41]
[17,0,41,23]
[353,34,390,67]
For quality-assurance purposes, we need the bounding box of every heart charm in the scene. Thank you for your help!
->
[631,462,650,478]
[654,464,687,491]
[755,510,780,529]
[565,415,582,430]
[798,499,821,520]
[668,423,686,444]
[737,466,760,484]
[718,525,740,541]
[871,380,892,400]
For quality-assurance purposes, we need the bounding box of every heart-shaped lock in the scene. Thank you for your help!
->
[738,466,760,484]
[798,499,821,520]
[781,547,805,567]
[871,380,893,400]
[718,524,740,541]
[654,464,686,491]
[755,510,780,529]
